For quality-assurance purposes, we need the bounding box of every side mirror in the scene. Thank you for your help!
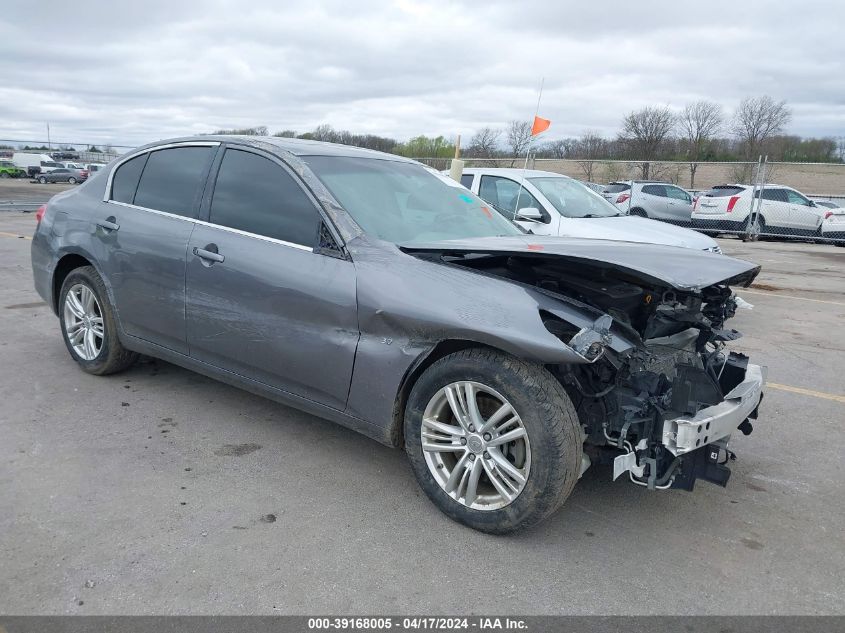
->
[515,207,543,222]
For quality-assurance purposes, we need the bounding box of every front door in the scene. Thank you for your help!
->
[185,147,359,410]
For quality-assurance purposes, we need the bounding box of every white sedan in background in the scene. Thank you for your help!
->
[455,168,722,253]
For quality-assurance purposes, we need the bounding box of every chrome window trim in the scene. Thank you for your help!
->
[192,218,314,252]
[102,141,221,203]
[104,200,314,253]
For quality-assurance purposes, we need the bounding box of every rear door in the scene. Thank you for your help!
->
[97,143,217,353]
[758,188,790,229]
[640,184,670,219]
[185,146,358,410]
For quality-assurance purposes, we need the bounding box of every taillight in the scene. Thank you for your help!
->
[726,196,740,212]
[616,193,630,204]
[692,196,699,210]
[81,170,89,177]
[35,204,46,224]
[824,211,833,220]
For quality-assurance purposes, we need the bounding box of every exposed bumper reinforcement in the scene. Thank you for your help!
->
[662,363,767,455]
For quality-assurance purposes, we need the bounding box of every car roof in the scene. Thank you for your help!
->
[134,135,417,163]
[460,168,574,179]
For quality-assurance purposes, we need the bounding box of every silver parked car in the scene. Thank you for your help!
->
[36,167,89,184]
[604,180,695,224]
[31,136,766,533]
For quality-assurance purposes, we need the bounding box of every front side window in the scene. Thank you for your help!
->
[209,149,319,246]
[478,175,546,221]
[302,157,521,245]
[786,190,811,206]
[134,146,213,217]
[110,154,148,204]
[665,186,690,202]
[529,177,622,218]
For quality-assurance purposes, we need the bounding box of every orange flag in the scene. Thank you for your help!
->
[531,115,551,136]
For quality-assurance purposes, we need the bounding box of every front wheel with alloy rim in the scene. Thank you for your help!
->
[58,265,138,375]
[404,348,582,533]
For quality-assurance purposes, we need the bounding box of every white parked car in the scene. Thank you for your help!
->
[455,169,722,253]
[601,181,695,224]
[692,184,827,238]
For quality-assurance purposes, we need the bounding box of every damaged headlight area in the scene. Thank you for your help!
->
[550,286,765,493]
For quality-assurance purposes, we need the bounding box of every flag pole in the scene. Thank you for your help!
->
[513,77,544,220]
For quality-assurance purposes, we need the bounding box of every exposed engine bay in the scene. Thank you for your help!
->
[435,249,766,492]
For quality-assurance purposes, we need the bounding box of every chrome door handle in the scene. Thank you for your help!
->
[193,247,225,263]
[97,219,120,231]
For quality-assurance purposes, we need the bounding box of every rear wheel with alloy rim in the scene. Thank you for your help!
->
[742,214,764,242]
[38,176,47,184]
[630,207,648,218]
[58,265,138,375]
[68,177,77,184]
[405,348,582,533]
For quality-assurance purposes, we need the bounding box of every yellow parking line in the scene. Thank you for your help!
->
[739,289,845,307]
[768,382,845,404]
[0,231,31,240]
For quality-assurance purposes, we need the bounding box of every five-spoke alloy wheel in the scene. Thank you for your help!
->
[63,283,105,360]
[58,265,138,375]
[422,381,531,511]
[405,348,582,533]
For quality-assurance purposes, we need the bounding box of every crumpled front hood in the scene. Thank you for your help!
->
[401,235,760,292]
[560,216,718,250]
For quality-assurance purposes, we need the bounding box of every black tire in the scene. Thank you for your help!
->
[404,348,582,534]
[38,176,47,184]
[741,214,765,242]
[68,177,77,184]
[629,207,648,218]
[0,172,9,179]
[58,265,138,375]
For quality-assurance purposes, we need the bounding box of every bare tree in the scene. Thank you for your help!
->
[541,138,575,159]
[679,100,722,189]
[467,127,502,159]
[505,120,532,166]
[731,95,792,160]
[619,106,676,178]
[573,131,607,182]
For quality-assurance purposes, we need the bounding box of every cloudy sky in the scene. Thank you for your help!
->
[1,0,843,148]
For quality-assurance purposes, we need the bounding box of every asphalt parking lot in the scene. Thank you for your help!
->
[1,208,843,615]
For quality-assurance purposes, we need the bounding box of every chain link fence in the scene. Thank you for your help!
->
[414,156,845,246]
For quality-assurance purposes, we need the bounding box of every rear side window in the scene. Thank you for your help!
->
[134,147,212,217]
[209,149,319,246]
[460,174,474,189]
[642,184,666,197]
[111,154,148,204]
[603,183,630,193]
[759,189,788,202]
[703,186,745,197]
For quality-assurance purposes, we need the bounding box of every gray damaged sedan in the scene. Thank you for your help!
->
[31,136,766,533]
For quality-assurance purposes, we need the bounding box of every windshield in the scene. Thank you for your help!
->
[529,177,622,218]
[303,156,522,244]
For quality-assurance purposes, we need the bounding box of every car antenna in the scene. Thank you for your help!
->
[512,77,550,221]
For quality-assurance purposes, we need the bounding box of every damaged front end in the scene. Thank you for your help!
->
[542,263,766,492]
[405,238,766,493]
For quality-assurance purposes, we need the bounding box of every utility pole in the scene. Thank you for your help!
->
[46,123,51,150]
